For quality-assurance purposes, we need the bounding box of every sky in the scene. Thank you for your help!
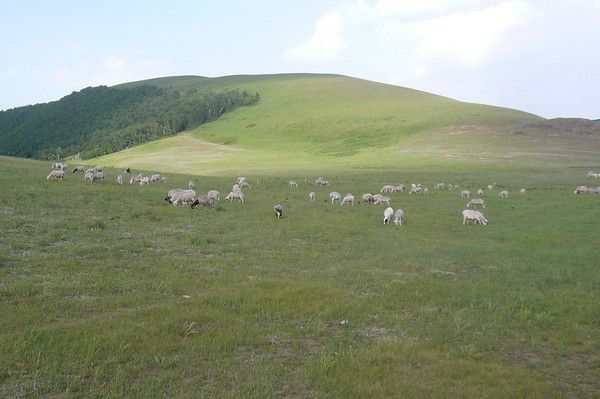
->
[1,0,598,118]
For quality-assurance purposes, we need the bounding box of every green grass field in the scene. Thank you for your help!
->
[93,74,600,175]
[1,155,599,397]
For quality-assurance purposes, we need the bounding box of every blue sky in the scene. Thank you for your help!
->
[1,0,598,118]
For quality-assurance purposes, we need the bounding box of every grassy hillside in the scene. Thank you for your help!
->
[1,155,600,397]
[93,74,598,174]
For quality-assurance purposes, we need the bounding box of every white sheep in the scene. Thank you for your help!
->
[188,181,196,190]
[207,190,220,202]
[587,171,599,178]
[383,207,394,225]
[225,191,245,203]
[72,165,86,173]
[362,193,374,203]
[373,194,391,205]
[574,186,588,194]
[46,170,65,180]
[140,176,150,186]
[466,198,485,208]
[329,191,341,204]
[130,173,145,184]
[315,177,329,186]
[85,171,104,183]
[498,190,509,199]
[150,174,165,183]
[487,184,494,191]
[239,180,250,189]
[237,176,247,184]
[380,185,395,193]
[191,195,215,209]
[232,183,241,192]
[409,186,422,195]
[459,190,470,198]
[165,189,184,203]
[309,191,316,202]
[274,203,283,218]
[340,193,355,206]
[423,187,429,195]
[462,209,488,225]
[435,182,445,190]
[520,188,526,195]
[393,208,404,226]
[289,180,298,188]
[117,175,123,185]
[171,189,197,206]
[476,189,484,196]
[392,185,405,193]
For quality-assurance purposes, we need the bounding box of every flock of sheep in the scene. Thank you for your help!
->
[575,171,600,194]
[46,164,597,225]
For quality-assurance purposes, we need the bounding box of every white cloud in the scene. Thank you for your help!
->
[415,1,533,68]
[91,55,172,86]
[283,11,346,62]
[47,55,173,95]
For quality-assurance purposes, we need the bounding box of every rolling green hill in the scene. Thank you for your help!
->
[94,74,599,174]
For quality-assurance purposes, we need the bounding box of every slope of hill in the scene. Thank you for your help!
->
[97,73,600,174]
[0,83,259,159]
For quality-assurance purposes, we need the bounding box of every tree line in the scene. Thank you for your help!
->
[0,84,260,159]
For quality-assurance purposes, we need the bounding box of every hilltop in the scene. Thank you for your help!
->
[97,74,599,173]
[2,73,599,173]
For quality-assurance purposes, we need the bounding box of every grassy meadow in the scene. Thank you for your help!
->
[1,155,599,397]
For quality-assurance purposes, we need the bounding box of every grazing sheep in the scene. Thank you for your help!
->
[329,191,341,204]
[188,181,196,190]
[383,207,394,225]
[289,180,298,188]
[392,185,405,193]
[130,173,145,184]
[72,165,86,173]
[520,188,526,195]
[191,195,215,209]
[237,176,247,184]
[498,190,509,199]
[448,183,455,190]
[423,187,429,195]
[393,209,404,226]
[51,162,65,170]
[309,191,316,202]
[171,189,197,206]
[225,191,245,203]
[117,175,123,185]
[466,198,485,208]
[487,184,494,191]
[574,186,588,194]
[340,193,355,206]
[46,170,65,180]
[207,190,220,202]
[462,209,488,225]
[587,171,599,178]
[380,185,395,193]
[85,171,104,183]
[140,176,150,186]
[274,203,283,218]
[477,189,484,196]
[409,186,422,195]
[459,190,470,198]
[239,180,251,189]
[435,182,446,190]
[362,193,374,203]
[150,174,164,183]
[315,177,329,186]
[232,183,241,192]
[373,194,391,205]
[165,189,184,203]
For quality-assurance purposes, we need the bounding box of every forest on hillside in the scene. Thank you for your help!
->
[0,85,260,159]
